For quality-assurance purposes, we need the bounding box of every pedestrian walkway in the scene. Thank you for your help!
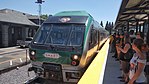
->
[103,52,123,84]
[78,39,110,84]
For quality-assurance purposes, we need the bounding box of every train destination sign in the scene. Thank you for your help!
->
[59,17,71,23]
[43,53,61,59]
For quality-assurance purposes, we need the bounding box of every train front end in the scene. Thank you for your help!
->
[28,11,91,82]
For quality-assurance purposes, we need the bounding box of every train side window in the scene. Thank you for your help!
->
[89,27,97,49]
[98,31,100,43]
[100,33,104,40]
[93,30,98,45]
[34,25,50,44]
[89,27,93,49]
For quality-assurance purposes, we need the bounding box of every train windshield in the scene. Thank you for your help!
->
[33,24,85,46]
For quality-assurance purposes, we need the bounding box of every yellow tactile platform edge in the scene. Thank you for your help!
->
[78,39,110,84]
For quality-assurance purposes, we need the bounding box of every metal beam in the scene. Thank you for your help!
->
[127,21,129,32]
[122,12,147,15]
[119,15,131,20]
[123,7,149,12]
[119,19,146,22]
[120,16,135,21]
[140,15,148,20]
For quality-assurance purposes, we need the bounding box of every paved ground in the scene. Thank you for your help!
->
[0,46,30,73]
[103,52,124,84]
[0,64,36,84]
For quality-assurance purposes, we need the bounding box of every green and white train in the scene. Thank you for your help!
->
[28,11,109,83]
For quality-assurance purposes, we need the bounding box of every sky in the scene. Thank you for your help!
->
[0,0,122,26]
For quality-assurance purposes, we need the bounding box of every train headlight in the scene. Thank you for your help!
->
[71,55,80,60]
[73,55,79,60]
[31,51,35,56]
[29,50,36,61]
[71,55,80,66]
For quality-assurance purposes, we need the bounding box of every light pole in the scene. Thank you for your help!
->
[35,0,45,27]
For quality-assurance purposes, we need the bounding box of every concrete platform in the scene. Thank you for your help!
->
[103,52,124,84]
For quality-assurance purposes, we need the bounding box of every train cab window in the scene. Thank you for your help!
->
[33,24,51,44]
[33,24,85,47]
[68,25,85,46]
[45,24,71,45]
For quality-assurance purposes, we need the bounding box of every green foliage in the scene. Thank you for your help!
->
[40,14,48,20]
[100,21,104,27]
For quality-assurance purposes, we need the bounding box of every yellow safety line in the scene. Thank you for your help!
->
[78,39,110,84]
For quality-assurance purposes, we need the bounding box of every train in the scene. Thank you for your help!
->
[28,11,109,83]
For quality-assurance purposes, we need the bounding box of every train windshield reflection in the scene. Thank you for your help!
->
[33,24,85,46]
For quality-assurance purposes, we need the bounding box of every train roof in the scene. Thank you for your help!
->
[54,11,93,18]
[44,16,88,24]
[43,11,95,24]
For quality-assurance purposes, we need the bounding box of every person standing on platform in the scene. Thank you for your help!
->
[142,44,149,84]
[116,34,132,83]
[116,34,124,60]
[112,33,120,59]
[128,38,147,84]
[110,33,116,53]
[145,30,149,84]
[129,30,136,43]
[136,32,144,39]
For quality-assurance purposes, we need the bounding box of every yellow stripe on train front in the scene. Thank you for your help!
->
[78,39,110,84]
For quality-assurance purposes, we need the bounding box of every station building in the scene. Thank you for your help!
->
[0,9,44,47]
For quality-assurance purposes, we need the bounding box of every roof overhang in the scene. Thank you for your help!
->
[115,0,149,29]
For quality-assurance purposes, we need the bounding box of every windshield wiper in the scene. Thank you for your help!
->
[33,42,44,45]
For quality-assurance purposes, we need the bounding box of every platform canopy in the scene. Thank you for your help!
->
[115,0,149,29]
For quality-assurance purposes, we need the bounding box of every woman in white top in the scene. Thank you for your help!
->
[129,53,138,79]
[128,38,147,84]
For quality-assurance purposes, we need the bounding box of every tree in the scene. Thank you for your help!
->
[111,22,114,28]
[105,21,109,30]
[109,22,112,34]
[40,14,48,20]
[100,21,104,27]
